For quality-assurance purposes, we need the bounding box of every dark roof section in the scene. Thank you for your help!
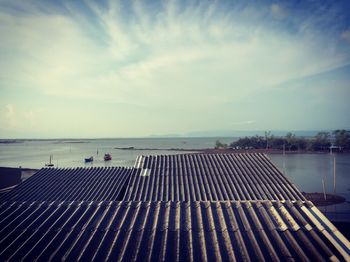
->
[126,153,306,201]
[0,200,349,261]
[0,167,135,202]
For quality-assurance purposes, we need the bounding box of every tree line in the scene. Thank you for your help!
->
[215,130,350,151]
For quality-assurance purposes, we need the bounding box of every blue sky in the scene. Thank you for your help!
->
[0,0,350,138]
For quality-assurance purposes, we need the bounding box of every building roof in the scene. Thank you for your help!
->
[127,153,306,201]
[0,200,349,261]
[0,167,134,202]
[1,153,349,260]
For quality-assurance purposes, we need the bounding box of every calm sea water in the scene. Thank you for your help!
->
[1,138,349,220]
[0,138,234,169]
[269,153,350,221]
[1,138,349,195]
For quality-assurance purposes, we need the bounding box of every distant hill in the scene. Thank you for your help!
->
[184,130,329,138]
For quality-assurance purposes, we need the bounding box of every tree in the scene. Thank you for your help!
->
[333,130,350,149]
[270,137,285,149]
[295,137,307,150]
[285,132,296,151]
[215,140,227,149]
[230,135,265,149]
[311,132,331,151]
[265,131,272,149]
[230,137,251,149]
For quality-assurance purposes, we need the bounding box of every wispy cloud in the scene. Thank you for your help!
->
[0,0,349,137]
[270,4,287,20]
[341,29,350,43]
[1,1,348,103]
[232,120,256,126]
[4,103,16,128]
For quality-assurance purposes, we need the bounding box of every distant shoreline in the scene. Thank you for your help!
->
[114,146,198,151]
[0,140,89,144]
[202,148,350,154]
[114,147,346,154]
[0,140,24,144]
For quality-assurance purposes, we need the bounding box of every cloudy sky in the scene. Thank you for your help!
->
[1,0,350,138]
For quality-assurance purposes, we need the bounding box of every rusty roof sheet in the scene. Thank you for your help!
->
[0,200,349,261]
[0,167,135,202]
[126,153,306,201]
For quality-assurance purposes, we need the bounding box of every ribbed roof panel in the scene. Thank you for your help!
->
[0,201,349,261]
[127,153,306,201]
[0,167,135,202]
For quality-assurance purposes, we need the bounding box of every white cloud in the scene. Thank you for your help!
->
[5,104,14,118]
[0,1,349,137]
[0,104,17,128]
[341,29,350,43]
[232,120,256,126]
[0,103,46,134]
[270,4,287,20]
[1,1,347,109]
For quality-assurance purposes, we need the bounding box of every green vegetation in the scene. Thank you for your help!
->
[227,130,350,151]
[215,140,228,149]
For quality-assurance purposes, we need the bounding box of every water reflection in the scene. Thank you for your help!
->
[269,153,350,222]
[269,153,350,194]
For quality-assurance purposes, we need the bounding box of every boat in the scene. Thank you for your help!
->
[45,155,54,167]
[85,156,93,163]
[104,153,112,161]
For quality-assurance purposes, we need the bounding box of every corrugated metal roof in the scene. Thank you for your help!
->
[1,153,348,260]
[0,200,349,261]
[0,167,135,202]
[127,153,306,201]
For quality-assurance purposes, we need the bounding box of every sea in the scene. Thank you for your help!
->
[1,137,349,221]
[0,137,234,169]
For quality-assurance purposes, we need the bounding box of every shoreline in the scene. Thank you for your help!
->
[302,192,346,206]
[114,147,345,154]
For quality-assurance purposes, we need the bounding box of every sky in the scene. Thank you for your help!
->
[0,0,350,138]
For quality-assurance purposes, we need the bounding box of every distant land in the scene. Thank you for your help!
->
[148,130,331,138]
